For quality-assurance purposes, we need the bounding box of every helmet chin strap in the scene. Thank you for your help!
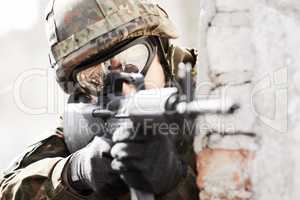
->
[156,37,173,81]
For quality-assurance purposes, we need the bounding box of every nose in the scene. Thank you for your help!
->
[109,58,122,71]
[108,57,138,96]
[109,58,140,73]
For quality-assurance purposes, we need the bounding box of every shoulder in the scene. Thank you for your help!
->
[4,127,69,175]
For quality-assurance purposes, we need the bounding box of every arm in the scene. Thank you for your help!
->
[156,131,199,200]
[0,133,93,200]
[0,156,90,200]
[110,121,199,200]
[0,131,131,200]
[0,158,198,200]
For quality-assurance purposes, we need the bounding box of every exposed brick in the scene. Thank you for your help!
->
[197,149,254,200]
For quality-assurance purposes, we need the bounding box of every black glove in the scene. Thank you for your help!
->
[67,136,127,197]
[110,120,187,195]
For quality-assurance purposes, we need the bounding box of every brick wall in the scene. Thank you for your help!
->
[194,0,299,199]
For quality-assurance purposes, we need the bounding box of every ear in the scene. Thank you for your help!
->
[167,45,198,78]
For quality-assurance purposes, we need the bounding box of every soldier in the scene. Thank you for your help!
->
[0,0,198,199]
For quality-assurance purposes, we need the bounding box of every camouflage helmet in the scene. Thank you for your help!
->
[45,0,179,94]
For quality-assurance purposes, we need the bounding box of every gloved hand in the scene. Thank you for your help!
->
[110,120,187,195]
[66,136,127,197]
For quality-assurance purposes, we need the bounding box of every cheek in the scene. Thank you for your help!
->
[122,83,136,96]
[144,55,166,89]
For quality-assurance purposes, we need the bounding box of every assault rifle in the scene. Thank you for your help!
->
[64,63,237,200]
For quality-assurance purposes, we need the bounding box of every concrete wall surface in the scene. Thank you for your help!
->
[195,0,300,199]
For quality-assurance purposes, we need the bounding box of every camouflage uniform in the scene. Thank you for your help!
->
[0,127,198,200]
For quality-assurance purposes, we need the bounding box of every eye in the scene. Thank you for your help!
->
[115,44,149,72]
[75,43,150,95]
[76,64,105,95]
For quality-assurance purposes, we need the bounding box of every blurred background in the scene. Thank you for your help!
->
[0,0,200,171]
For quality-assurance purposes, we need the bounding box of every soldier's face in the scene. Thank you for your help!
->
[108,53,165,96]
[76,39,166,97]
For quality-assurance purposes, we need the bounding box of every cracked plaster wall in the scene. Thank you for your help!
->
[195,0,299,199]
